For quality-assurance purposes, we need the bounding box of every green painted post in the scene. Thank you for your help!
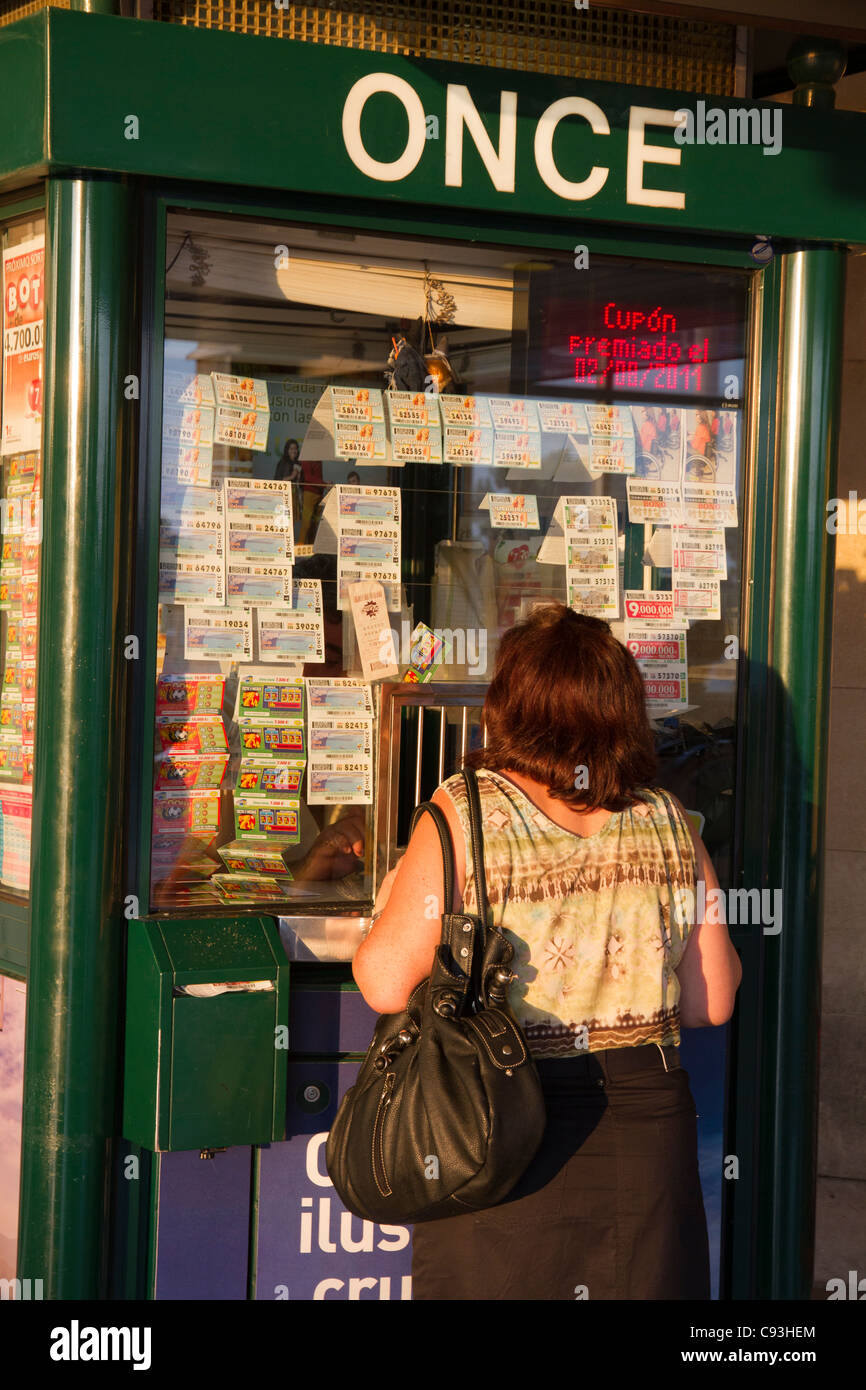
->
[623,522,645,593]
[755,245,845,1298]
[750,38,849,1303]
[16,174,135,1299]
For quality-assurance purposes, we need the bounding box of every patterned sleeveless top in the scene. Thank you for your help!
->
[441,770,697,1058]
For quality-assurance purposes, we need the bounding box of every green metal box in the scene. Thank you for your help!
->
[123,917,289,1152]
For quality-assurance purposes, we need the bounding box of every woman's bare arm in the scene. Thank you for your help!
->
[670,795,743,1027]
[352,788,466,1014]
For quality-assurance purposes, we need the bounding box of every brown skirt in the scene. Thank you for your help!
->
[410,1044,711,1301]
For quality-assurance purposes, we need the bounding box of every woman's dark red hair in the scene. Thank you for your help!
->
[463,603,658,812]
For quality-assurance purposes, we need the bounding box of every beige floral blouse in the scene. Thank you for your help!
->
[441,770,697,1058]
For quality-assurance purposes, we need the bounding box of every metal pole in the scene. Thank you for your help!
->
[757,245,845,1298]
[69,0,122,12]
[17,173,134,1299]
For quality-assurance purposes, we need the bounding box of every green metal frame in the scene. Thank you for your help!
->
[0,895,28,980]
[759,247,844,1297]
[0,189,43,220]
[723,244,845,1299]
[156,184,767,269]
[109,1141,155,1302]
[17,171,138,1300]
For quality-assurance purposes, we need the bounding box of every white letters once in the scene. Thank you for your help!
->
[342,74,427,182]
[626,108,685,210]
[534,97,610,201]
[445,85,517,192]
[342,78,687,215]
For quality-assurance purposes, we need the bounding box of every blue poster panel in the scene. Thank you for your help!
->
[255,1037,728,1301]
[154,1146,252,1300]
[256,1060,413,1301]
[681,1023,729,1300]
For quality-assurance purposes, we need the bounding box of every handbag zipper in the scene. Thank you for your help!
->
[372,1071,395,1197]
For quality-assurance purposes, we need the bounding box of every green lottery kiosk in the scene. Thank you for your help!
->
[0,3,855,1300]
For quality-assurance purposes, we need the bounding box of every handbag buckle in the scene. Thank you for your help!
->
[433,992,459,1019]
[487,967,517,1006]
[373,1027,416,1070]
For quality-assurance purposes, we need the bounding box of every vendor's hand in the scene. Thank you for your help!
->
[294,810,366,882]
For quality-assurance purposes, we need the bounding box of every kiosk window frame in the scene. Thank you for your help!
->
[129,182,764,924]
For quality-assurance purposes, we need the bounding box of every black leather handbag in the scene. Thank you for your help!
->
[325,768,546,1225]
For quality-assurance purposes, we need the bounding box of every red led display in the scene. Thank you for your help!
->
[568,301,712,393]
[528,261,747,404]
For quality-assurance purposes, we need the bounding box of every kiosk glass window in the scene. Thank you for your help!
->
[149,210,749,912]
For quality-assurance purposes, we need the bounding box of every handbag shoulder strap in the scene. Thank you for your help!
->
[409,800,455,912]
[461,768,516,1005]
[409,796,480,1007]
[461,767,490,928]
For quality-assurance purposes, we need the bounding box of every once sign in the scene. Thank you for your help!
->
[342,73,687,210]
